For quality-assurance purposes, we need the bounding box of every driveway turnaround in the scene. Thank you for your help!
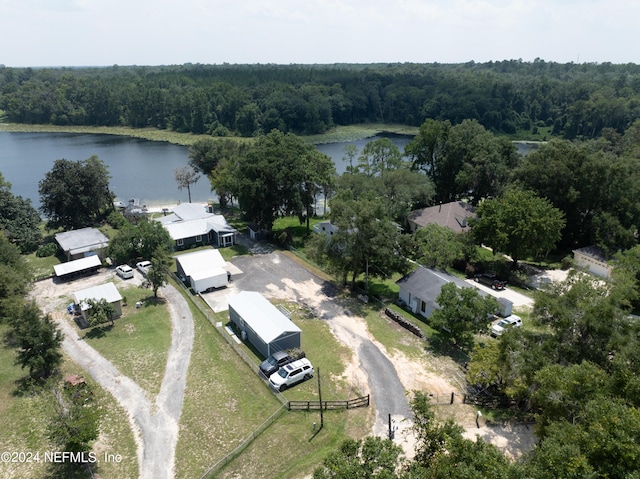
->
[46,283,194,479]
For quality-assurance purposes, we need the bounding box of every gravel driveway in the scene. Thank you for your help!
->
[32,276,194,479]
[207,250,414,440]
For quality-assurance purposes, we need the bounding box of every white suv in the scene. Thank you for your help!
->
[269,358,314,392]
[116,264,134,279]
[491,314,522,337]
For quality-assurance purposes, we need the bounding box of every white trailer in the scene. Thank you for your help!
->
[190,267,228,293]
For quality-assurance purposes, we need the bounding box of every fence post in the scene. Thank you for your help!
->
[450,392,455,404]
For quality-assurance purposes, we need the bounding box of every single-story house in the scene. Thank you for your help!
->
[228,291,301,358]
[55,227,110,261]
[175,248,229,293]
[407,201,476,234]
[156,203,237,249]
[395,266,475,319]
[73,282,123,322]
[54,255,102,280]
[573,246,612,278]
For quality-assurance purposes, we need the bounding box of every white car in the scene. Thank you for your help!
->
[116,264,134,279]
[269,358,314,392]
[136,260,152,276]
[491,314,523,337]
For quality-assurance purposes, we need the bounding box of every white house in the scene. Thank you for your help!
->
[395,266,476,318]
[573,246,612,278]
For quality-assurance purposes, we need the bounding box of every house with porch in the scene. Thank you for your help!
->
[156,203,237,249]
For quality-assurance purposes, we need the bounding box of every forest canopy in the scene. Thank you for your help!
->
[3,61,640,139]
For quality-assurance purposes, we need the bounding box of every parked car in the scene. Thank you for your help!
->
[136,260,152,276]
[116,264,134,279]
[269,358,314,392]
[474,272,507,290]
[259,349,306,378]
[491,314,523,336]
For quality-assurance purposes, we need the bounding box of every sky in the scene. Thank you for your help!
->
[1,0,640,67]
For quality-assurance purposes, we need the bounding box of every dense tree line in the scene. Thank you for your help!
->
[3,61,640,138]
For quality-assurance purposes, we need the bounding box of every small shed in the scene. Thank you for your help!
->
[228,291,301,358]
[55,227,110,261]
[73,282,123,322]
[175,249,229,293]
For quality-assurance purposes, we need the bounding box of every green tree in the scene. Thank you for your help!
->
[48,382,101,456]
[0,172,42,253]
[145,247,173,298]
[230,130,335,232]
[311,196,409,288]
[357,137,403,176]
[85,298,116,328]
[313,436,403,479]
[414,224,465,270]
[13,302,63,379]
[38,156,113,230]
[472,188,566,268]
[107,218,173,266]
[429,282,498,349]
[0,232,32,323]
[174,165,201,203]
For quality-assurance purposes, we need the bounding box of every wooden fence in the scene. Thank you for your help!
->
[288,394,370,411]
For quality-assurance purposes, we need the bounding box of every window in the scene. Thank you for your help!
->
[195,235,202,242]
[421,301,426,313]
[177,238,184,247]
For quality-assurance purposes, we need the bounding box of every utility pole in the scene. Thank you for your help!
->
[317,368,324,428]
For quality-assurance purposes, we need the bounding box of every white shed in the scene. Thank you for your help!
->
[73,282,123,321]
[175,249,229,293]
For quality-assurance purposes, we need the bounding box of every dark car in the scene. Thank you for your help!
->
[259,350,305,378]
[474,272,507,290]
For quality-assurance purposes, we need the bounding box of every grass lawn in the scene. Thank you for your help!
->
[0,324,138,479]
[82,286,172,396]
[175,290,372,479]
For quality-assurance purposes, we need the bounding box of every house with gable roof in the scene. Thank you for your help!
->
[156,203,237,249]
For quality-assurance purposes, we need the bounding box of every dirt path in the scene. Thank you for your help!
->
[33,277,194,479]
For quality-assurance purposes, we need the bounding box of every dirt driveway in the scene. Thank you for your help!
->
[30,270,194,479]
[205,249,537,459]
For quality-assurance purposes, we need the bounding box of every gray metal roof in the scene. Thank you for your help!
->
[229,291,301,344]
[73,282,122,311]
[55,227,109,254]
[396,266,477,311]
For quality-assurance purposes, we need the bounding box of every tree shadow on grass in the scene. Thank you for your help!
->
[83,324,113,340]
[43,461,95,479]
[424,333,471,366]
[12,371,58,397]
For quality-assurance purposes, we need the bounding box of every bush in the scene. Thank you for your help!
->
[107,211,128,229]
[36,242,58,257]
[561,255,573,270]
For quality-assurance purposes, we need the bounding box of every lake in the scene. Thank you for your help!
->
[0,131,534,209]
[0,132,413,209]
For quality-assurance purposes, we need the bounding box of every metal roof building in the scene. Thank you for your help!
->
[228,291,301,358]
[55,227,109,261]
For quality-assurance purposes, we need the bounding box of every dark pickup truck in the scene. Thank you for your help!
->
[474,272,508,290]
[259,349,306,378]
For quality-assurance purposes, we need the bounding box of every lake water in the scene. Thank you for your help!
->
[0,131,533,209]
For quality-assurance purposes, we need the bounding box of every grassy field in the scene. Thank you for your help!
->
[0,324,139,479]
[0,121,419,147]
[174,288,372,479]
[82,286,172,396]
